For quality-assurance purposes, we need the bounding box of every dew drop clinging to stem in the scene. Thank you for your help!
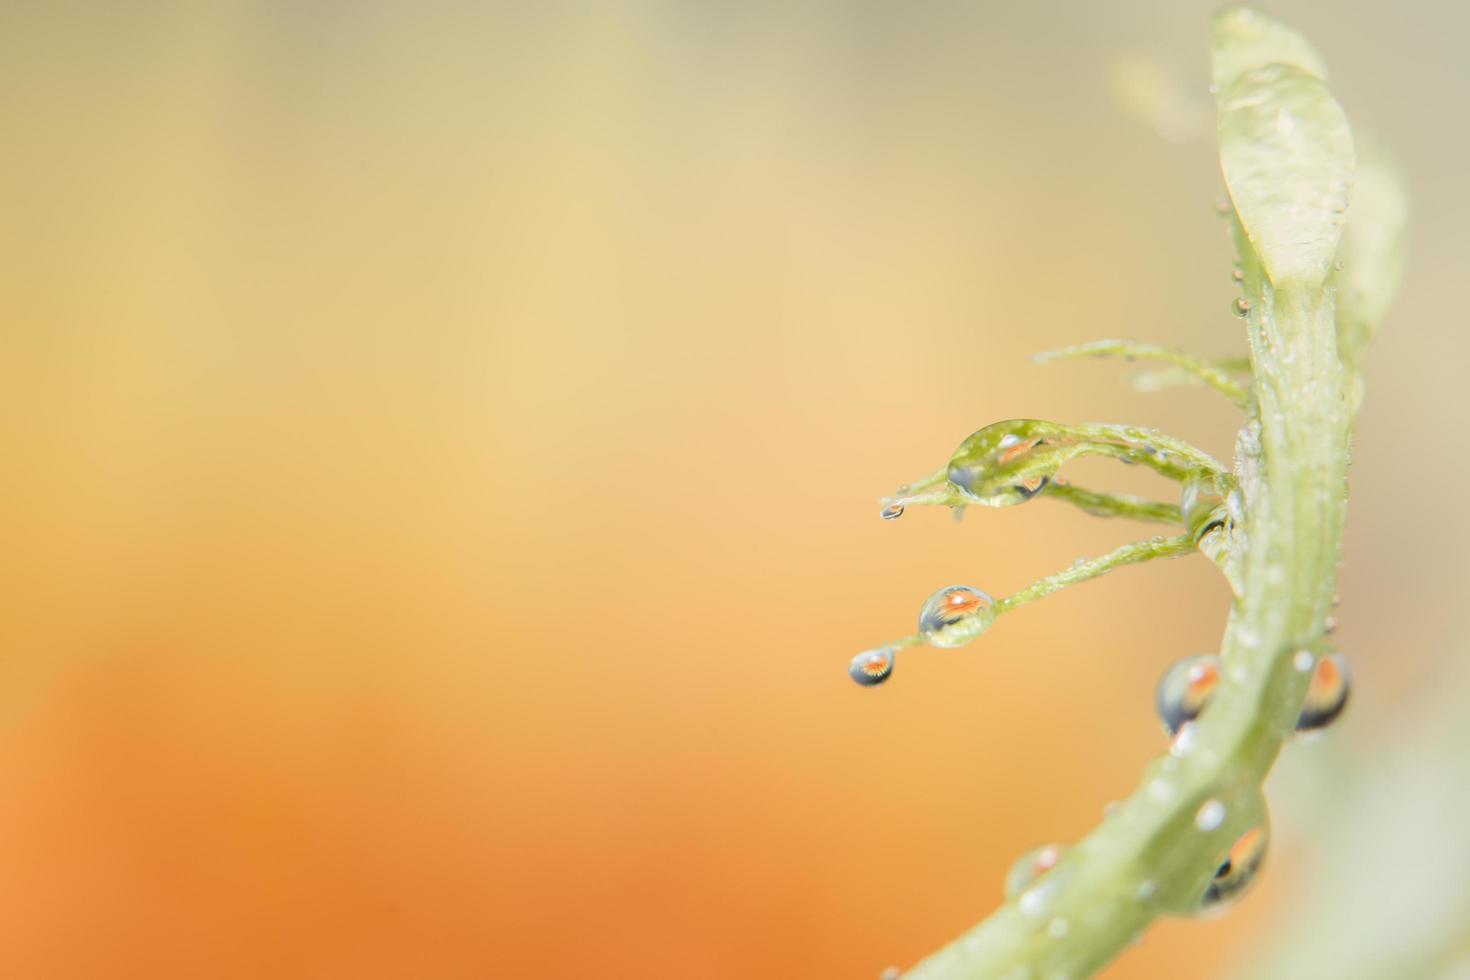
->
[919,585,996,649]
[1005,843,1067,900]
[1155,654,1221,735]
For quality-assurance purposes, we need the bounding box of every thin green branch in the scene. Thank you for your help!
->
[1038,483,1181,525]
[992,534,1195,615]
[1035,339,1252,407]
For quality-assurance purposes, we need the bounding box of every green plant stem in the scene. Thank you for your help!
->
[901,222,1348,980]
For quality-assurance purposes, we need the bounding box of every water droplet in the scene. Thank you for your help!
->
[1296,651,1349,732]
[1155,654,1221,735]
[947,421,1060,507]
[880,968,901,980]
[1170,722,1199,757]
[1201,825,1268,911]
[919,585,995,649]
[1005,843,1066,899]
[1323,614,1338,634]
[880,502,905,520]
[1231,265,1244,282]
[1233,296,1252,317]
[1195,799,1226,831]
[1214,196,1232,216]
[1293,649,1315,673]
[1047,918,1069,939]
[1136,880,1157,901]
[849,647,896,687]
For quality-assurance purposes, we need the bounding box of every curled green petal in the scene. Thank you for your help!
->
[1216,61,1354,287]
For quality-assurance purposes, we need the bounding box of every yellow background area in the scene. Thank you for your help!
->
[1,3,1465,978]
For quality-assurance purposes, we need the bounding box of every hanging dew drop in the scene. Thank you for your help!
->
[848,647,897,687]
[918,585,995,648]
[880,502,905,520]
[1296,651,1350,732]
[1004,843,1066,899]
[1200,824,1268,912]
[1155,654,1221,735]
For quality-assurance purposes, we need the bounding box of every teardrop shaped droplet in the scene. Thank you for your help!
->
[880,502,905,520]
[848,647,896,687]
[946,420,1059,507]
[1155,654,1221,736]
[1200,824,1268,912]
[1295,651,1349,732]
[918,585,995,649]
[1005,843,1067,899]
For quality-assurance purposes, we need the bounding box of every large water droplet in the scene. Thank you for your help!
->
[1296,651,1349,732]
[1201,824,1268,912]
[848,647,896,687]
[946,421,1057,507]
[919,585,995,648]
[1005,843,1066,899]
[1155,654,1220,735]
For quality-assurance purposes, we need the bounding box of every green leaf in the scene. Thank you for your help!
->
[1216,61,1354,287]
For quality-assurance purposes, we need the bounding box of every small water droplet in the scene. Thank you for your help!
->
[1156,654,1220,735]
[1005,843,1066,899]
[1201,825,1268,912]
[1231,265,1244,282]
[1323,614,1338,634]
[919,585,995,649]
[1293,649,1315,673]
[1047,918,1069,939]
[848,647,896,687]
[1233,296,1252,317]
[880,502,905,520]
[1214,196,1232,216]
[1137,880,1157,901]
[1296,652,1349,733]
[1195,799,1226,831]
[1170,722,1199,757]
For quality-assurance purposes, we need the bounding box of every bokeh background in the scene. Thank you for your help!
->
[2,2,1466,978]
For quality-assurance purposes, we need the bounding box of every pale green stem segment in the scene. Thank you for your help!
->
[1039,483,1181,525]
[1035,339,1252,407]
[991,534,1195,615]
[894,8,1391,978]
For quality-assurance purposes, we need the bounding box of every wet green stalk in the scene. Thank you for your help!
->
[891,8,1387,977]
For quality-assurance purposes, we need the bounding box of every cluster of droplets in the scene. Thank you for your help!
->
[1155,650,1351,736]
[846,587,995,687]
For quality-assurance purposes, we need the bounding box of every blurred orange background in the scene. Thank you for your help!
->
[2,2,1466,978]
